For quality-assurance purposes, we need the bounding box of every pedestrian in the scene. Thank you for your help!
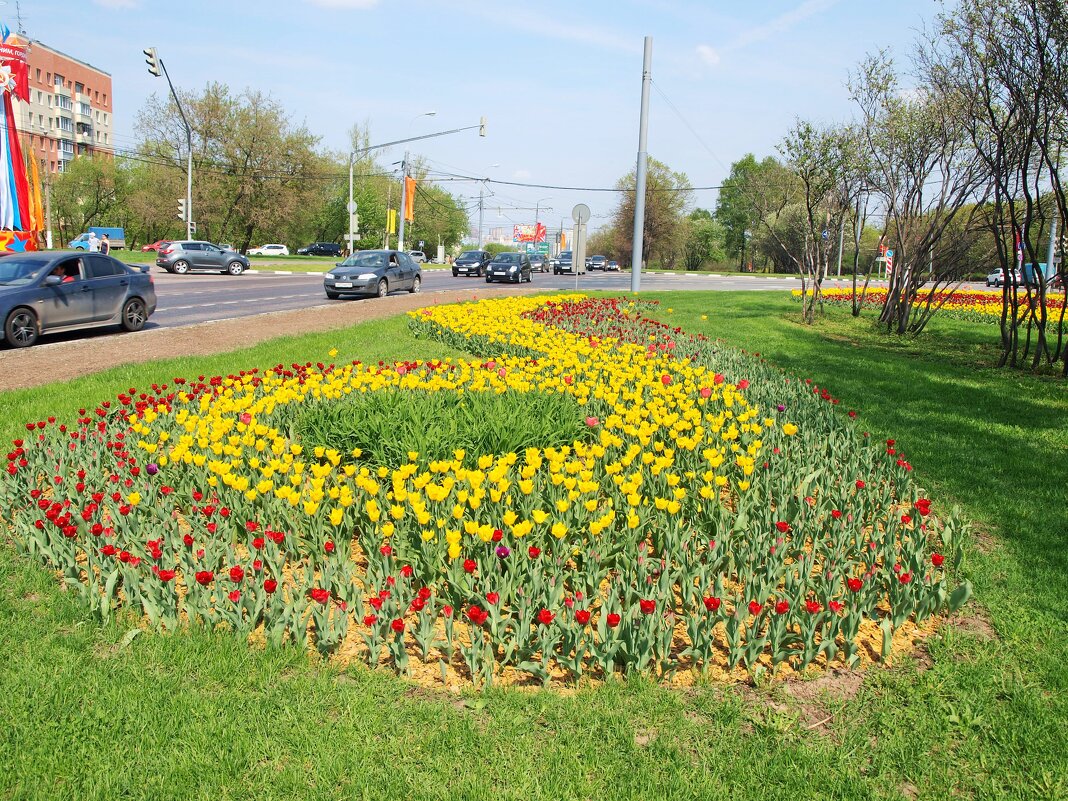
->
[100,233,110,255]
[87,232,100,252]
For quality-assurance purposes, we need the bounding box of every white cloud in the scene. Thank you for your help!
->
[305,0,379,8]
[697,0,840,68]
[92,0,139,8]
[695,45,720,66]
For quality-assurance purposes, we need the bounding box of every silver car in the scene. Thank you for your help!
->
[156,241,250,275]
[1,251,157,348]
[324,250,422,298]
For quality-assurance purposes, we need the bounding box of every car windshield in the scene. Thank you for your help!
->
[0,257,48,286]
[560,251,572,259]
[338,252,387,269]
[493,254,521,264]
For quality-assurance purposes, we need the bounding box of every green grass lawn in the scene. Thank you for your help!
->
[1,292,1065,800]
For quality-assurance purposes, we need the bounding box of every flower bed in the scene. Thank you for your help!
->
[1,295,970,686]
[794,286,1065,324]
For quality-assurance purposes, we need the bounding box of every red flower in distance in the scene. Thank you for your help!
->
[228,590,241,603]
[847,577,863,592]
[575,609,592,625]
[363,614,377,626]
[369,596,383,610]
[699,387,712,399]
[463,559,477,574]
[195,570,213,586]
[310,588,330,604]
[467,606,489,626]
[606,612,621,627]
[703,596,721,612]
[417,586,432,601]
[775,600,790,615]
[380,544,393,556]
[828,600,844,613]
[748,600,763,616]
[774,521,790,533]
[324,541,336,553]
[931,552,945,567]
[915,498,932,516]
[737,379,750,390]
[100,544,117,557]
[528,546,541,559]
[229,566,244,583]
[898,572,913,584]
[831,509,842,519]
[442,605,453,618]
[390,618,405,634]
[805,599,821,614]
[157,569,176,582]
[537,608,555,625]
[660,374,672,386]
[400,564,413,578]
[252,536,265,550]
[183,534,194,547]
[855,479,867,489]
[485,591,500,605]
[268,530,285,545]
[264,579,278,594]
[491,528,504,542]
[639,599,656,615]
[409,597,425,612]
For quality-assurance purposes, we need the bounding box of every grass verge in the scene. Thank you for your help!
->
[1,291,1065,800]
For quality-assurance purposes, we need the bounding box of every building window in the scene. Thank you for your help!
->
[46,72,50,84]
[94,90,99,101]
[75,81,84,93]
[35,68,40,81]
[78,102,91,116]
[54,73,64,87]
[47,95,52,107]
[103,93,107,106]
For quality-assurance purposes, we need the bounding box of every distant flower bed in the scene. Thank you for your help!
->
[794,287,1065,324]
[1,295,970,686]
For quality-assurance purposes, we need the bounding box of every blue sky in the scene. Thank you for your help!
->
[22,0,941,230]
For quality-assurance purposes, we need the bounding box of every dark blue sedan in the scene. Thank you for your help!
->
[0,251,157,348]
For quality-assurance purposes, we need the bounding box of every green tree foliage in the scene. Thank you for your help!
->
[680,209,727,270]
[609,157,694,268]
[50,155,128,243]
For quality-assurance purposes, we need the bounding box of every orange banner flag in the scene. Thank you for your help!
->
[404,176,416,222]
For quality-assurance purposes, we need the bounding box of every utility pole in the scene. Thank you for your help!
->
[397,151,409,252]
[347,154,355,257]
[836,216,845,277]
[477,186,485,248]
[630,36,652,292]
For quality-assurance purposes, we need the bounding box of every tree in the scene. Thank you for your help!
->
[610,157,694,269]
[136,83,326,252]
[50,155,127,243]
[680,209,726,270]
[851,52,989,334]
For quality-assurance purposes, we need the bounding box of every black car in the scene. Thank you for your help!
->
[486,252,533,284]
[324,250,422,299]
[553,250,584,275]
[156,241,250,275]
[529,254,549,272]
[589,255,608,271]
[298,242,342,257]
[1,251,157,348]
[453,250,493,277]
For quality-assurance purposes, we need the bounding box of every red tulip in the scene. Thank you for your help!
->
[264,579,278,594]
[931,552,944,567]
[467,606,489,626]
[537,609,555,625]
[485,591,499,605]
[363,614,377,626]
[748,600,763,616]
[575,609,591,625]
[805,599,821,614]
[157,569,176,582]
[774,600,790,615]
[639,599,656,615]
[775,521,790,533]
[228,590,241,603]
[195,570,213,586]
[463,559,477,574]
[528,546,541,559]
[703,596,721,612]
[391,618,405,633]
[606,612,621,627]
[847,577,863,592]
[229,566,244,583]
[310,588,330,604]
[324,541,336,553]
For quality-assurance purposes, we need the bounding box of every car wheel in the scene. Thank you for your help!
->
[4,307,38,348]
[376,279,388,298]
[121,298,148,332]
[227,261,245,276]
[452,271,458,277]
[172,260,190,275]
[326,290,341,299]
[409,275,421,294]
[486,276,493,283]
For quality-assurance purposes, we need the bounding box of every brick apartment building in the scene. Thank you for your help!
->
[15,41,113,174]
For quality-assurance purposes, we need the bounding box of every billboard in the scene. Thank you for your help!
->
[513,222,547,243]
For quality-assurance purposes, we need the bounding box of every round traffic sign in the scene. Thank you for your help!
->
[572,204,591,224]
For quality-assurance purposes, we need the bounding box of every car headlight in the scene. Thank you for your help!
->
[325,273,335,279]
[357,273,377,280]
[509,265,518,272]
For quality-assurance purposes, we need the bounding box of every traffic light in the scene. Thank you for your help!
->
[177,198,186,221]
[144,47,161,78]
[189,221,197,234]
[479,116,486,137]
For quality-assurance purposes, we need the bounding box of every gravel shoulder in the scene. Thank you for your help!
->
[0,287,534,393]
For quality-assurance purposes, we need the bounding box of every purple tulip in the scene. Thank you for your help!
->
[777,404,786,412]
[495,545,511,559]
[146,463,159,476]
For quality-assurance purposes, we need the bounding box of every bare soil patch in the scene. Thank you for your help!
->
[0,287,533,393]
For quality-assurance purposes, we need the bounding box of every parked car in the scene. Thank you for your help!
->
[589,255,608,271]
[248,244,290,257]
[156,241,250,275]
[1,251,156,348]
[529,254,549,273]
[453,250,493,278]
[553,250,585,275]
[986,267,1022,287]
[324,250,422,299]
[141,240,170,253]
[297,242,342,257]
[69,227,126,250]
[408,250,428,263]
[607,260,620,271]
[486,252,533,284]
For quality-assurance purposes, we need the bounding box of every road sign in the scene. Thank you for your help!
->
[572,204,591,224]
[346,201,357,214]
[885,249,894,270]
[418,240,424,248]
[822,229,830,241]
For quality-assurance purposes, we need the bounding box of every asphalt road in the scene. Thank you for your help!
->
[147,269,813,330]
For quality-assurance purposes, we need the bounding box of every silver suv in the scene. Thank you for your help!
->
[156,241,250,275]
